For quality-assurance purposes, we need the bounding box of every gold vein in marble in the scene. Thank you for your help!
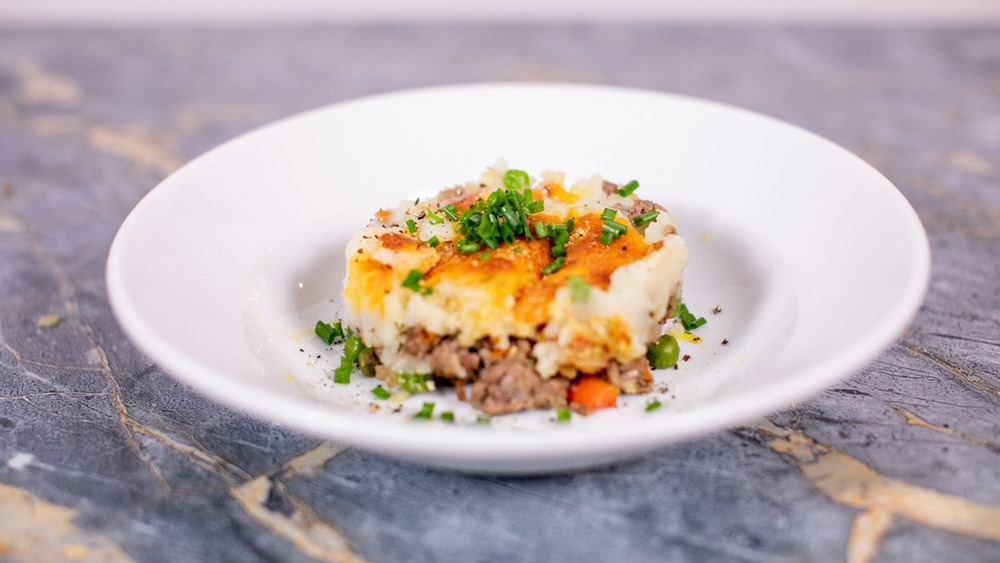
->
[752,419,1000,563]
[902,340,1000,402]
[13,59,81,106]
[883,400,1000,451]
[229,442,361,563]
[0,482,131,562]
[87,125,184,178]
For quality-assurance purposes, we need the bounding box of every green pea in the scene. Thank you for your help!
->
[647,334,680,369]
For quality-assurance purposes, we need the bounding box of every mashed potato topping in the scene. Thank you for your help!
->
[342,162,689,415]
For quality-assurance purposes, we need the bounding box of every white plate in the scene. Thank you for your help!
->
[106,83,930,474]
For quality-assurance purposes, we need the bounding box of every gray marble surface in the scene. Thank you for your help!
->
[0,25,998,562]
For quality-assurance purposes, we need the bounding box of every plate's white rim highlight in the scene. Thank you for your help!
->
[106,82,931,471]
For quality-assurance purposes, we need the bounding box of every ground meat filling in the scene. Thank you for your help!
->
[602,180,672,231]
[391,328,652,415]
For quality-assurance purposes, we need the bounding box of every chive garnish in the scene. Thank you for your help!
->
[504,169,530,191]
[617,180,639,197]
[457,239,480,254]
[372,385,391,400]
[440,204,459,221]
[645,398,662,412]
[567,276,590,303]
[440,411,455,422]
[401,269,432,295]
[677,302,707,331]
[479,252,491,261]
[534,221,549,238]
[333,361,352,384]
[600,208,617,221]
[406,219,417,233]
[315,320,344,345]
[413,402,435,419]
[542,256,566,275]
[599,220,627,245]
[633,210,660,227]
[427,236,440,247]
[556,407,572,421]
[426,210,444,225]
[476,415,491,425]
[453,181,543,254]
[396,372,434,394]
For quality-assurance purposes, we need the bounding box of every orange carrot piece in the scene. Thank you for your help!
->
[569,376,619,411]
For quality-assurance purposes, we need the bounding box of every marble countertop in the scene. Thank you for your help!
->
[1,25,998,562]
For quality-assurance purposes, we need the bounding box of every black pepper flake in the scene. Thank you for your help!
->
[417,211,426,220]
[722,338,729,345]
[682,354,691,362]
[621,245,627,251]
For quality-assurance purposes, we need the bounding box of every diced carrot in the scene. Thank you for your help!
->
[375,209,392,222]
[569,376,619,411]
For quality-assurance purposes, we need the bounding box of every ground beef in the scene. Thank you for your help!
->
[625,198,666,223]
[399,326,437,357]
[602,180,619,195]
[470,360,570,415]
[427,337,484,381]
[468,339,569,415]
[395,327,654,415]
[605,357,653,394]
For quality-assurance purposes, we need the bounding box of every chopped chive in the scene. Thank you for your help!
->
[600,220,627,245]
[343,335,365,362]
[333,356,353,384]
[504,169,530,191]
[401,269,424,291]
[427,210,444,225]
[476,415,491,424]
[527,199,544,214]
[396,372,434,394]
[534,221,549,238]
[427,236,440,247]
[513,247,523,253]
[645,398,662,412]
[457,239,480,254]
[677,302,707,331]
[633,209,660,227]
[479,252,491,261]
[542,256,566,275]
[617,180,639,197]
[566,276,590,303]
[413,402,435,419]
[406,219,417,233]
[600,208,617,221]
[440,411,455,422]
[314,320,344,345]
[556,407,572,421]
[440,204,459,221]
[372,385,391,400]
